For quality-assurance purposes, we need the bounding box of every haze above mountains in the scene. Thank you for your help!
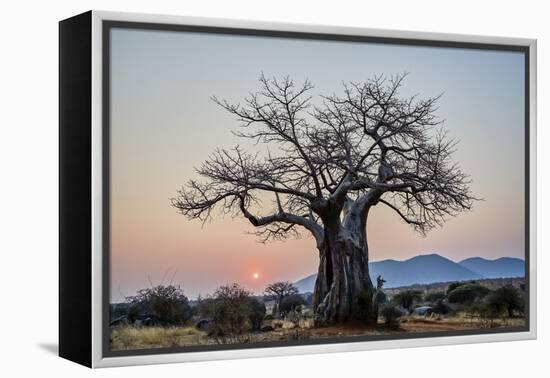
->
[294,254,525,293]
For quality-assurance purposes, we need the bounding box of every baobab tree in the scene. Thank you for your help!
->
[172,73,476,325]
[264,281,299,316]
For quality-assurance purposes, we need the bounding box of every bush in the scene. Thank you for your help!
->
[125,285,193,325]
[447,282,465,295]
[279,294,306,314]
[248,298,266,332]
[393,290,423,313]
[485,285,524,317]
[447,283,490,304]
[127,304,140,322]
[425,291,446,303]
[432,299,450,315]
[201,283,263,342]
[375,290,388,305]
[381,303,402,329]
[465,302,501,328]
[110,303,129,319]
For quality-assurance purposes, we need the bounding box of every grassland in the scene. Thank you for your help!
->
[110,314,525,351]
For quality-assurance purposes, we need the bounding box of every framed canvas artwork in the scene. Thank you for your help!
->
[59,10,537,368]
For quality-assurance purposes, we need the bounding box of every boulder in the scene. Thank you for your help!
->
[412,306,433,316]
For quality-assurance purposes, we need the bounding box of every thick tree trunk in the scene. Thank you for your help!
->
[312,202,377,325]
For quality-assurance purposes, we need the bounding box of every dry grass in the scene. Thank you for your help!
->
[399,314,526,332]
[111,326,208,350]
[110,315,526,351]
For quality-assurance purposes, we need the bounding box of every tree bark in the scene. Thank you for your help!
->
[312,201,377,325]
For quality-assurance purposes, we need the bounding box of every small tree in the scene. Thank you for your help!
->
[264,281,299,317]
[125,284,193,325]
[447,283,490,304]
[485,285,524,317]
[393,290,423,313]
[201,283,255,342]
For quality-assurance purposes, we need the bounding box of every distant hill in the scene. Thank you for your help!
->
[294,274,318,294]
[294,253,524,293]
[458,257,525,279]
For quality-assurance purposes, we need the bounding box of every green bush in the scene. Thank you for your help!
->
[393,290,423,313]
[425,291,446,303]
[447,282,465,294]
[485,285,524,317]
[248,298,266,332]
[381,303,402,329]
[201,283,264,341]
[447,283,490,304]
[465,302,501,327]
[127,304,140,322]
[432,299,450,315]
[279,294,306,314]
[125,285,193,325]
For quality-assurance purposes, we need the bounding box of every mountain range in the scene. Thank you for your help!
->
[293,253,525,293]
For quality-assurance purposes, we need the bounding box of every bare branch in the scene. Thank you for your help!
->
[173,73,477,240]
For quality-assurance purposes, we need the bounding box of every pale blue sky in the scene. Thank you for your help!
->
[109,28,525,300]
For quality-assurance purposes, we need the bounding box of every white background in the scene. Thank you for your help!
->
[0,0,546,376]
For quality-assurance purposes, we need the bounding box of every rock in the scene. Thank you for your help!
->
[412,306,433,316]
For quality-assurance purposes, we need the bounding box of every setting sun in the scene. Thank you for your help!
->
[252,273,259,279]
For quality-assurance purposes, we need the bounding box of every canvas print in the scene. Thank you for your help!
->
[106,25,528,353]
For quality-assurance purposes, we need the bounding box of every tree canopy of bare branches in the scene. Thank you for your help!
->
[172,73,476,325]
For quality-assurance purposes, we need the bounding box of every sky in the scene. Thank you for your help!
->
[109,27,526,301]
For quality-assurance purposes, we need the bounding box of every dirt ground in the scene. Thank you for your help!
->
[110,315,526,351]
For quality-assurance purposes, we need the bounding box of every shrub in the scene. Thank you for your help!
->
[110,303,129,319]
[447,283,490,304]
[125,285,193,325]
[201,283,261,342]
[127,304,141,322]
[432,299,450,315]
[393,290,423,313]
[381,303,402,329]
[465,302,501,328]
[425,291,446,303]
[279,294,306,314]
[374,290,388,305]
[485,285,524,317]
[248,298,266,332]
[447,282,465,295]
